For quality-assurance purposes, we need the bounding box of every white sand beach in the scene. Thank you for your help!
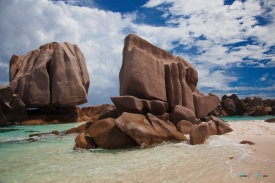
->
[225,119,275,182]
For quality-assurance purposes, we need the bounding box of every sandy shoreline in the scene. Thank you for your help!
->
[225,119,275,160]
[224,119,275,182]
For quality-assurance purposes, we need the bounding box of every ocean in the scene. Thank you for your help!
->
[0,115,274,183]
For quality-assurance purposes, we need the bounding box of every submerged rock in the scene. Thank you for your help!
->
[75,133,97,150]
[29,130,59,137]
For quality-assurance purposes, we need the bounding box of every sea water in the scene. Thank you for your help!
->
[0,116,274,183]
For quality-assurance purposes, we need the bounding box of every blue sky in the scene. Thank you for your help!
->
[0,0,274,106]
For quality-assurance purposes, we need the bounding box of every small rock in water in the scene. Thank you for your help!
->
[29,130,59,137]
[240,140,255,145]
[228,156,234,159]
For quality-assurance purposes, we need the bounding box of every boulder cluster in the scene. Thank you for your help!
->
[72,113,232,149]
[210,94,275,116]
[72,34,232,149]
[0,42,90,126]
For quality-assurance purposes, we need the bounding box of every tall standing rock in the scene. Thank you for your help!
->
[9,42,90,108]
[120,38,167,102]
[118,34,220,117]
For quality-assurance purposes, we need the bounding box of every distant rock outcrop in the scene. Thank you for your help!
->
[217,94,274,117]
[9,42,90,108]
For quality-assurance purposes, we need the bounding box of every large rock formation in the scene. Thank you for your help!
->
[9,42,90,108]
[118,34,220,118]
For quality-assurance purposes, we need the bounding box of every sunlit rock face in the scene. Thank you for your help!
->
[9,42,90,108]
[118,34,220,118]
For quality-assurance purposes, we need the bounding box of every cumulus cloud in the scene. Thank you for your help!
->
[0,0,274,105]
[0,0,136,103]
[138,0,275,95]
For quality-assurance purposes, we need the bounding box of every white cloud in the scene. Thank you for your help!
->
[137,0,275,93]
[259,73,269,81]
[0,0,135,96]
[0,0,274,104]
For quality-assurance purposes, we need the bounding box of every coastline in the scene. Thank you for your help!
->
[225,119,275,160]
[224,119,275,182]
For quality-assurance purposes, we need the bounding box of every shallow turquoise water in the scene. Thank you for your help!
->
[0,118,274,183]
[220,115,274,122]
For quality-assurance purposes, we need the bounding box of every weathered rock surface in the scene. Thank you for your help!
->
[78,104,115,121]
[65,127,78,135]
[6,94,28,122]
[247,105,267,116]
[0,85,13,115]
[120,36,167,102]
[115,112,186,147]
[88,118,137,149]
[115,113,163,146]
[265,106,272,114]
[0,107,7,127]
[221,98,237,115]
[98,110,118,120]
[75,133,97,149]
[170,105,197,125]
[77,122,93,133]
[193,93,220,118]
[190,123,209,145]
[272,107,275,115]
[9,42,90,108]
[176,120,194,134]
[17,109,78,125]
[263,99,274,107]
[208,105,222,116]
[244,97,262,107]
[119,34,220,117]
[229,94,246,115]
[207,120,218,135]
[147,113,187,141]
[206,115,233,135]
[0,85,27,123]
[111,96,168,116]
